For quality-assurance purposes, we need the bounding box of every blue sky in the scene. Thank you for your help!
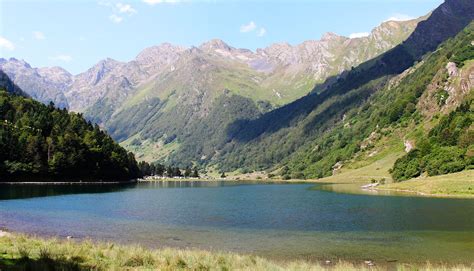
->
[0,0,443,74]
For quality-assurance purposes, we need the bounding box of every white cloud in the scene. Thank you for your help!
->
[116,3,137,15]
[98,0,112,7]
[50,54,73,62]
[0,36,15,51]
[143,0,181,5]
[349,32,370,39]
[385,13,415,22]
[240,21,256,33]
[33,31,46,40]
[257,27,266,37]
[109,14,123,23]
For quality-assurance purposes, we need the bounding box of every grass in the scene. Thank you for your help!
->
[315,152,402,184]
[0,233,472,271]
[120,136,180,163]
[378,170,474,198]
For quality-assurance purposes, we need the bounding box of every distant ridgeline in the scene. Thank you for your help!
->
[0,71,141,181]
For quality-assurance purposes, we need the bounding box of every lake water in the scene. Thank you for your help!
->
[0,181,473,264]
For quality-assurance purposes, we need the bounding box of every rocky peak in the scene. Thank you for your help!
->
[199,39,233,52]
[81,58,121,86]
[321,32,341,41]
[136,43,186,63]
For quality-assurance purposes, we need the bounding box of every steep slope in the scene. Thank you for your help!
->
[0,70,26,96]
[192,0,474,176]
[0,58,71,108]
[0,74,140,181]
[87,18,422,162]
[1,15,424,165]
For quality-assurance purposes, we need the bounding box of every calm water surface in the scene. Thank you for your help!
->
[0,181,473,264]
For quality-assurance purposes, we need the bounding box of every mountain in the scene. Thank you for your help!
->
[1,16,422,164]
[79,17,422,162]
[0,73,141,182]
[0,70,26,96]
[202,0,474,178]
[0,58,71,108]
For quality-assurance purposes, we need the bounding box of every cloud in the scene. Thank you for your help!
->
[385,13,414,22]
[240,21,256,33]
[116,3,137,15]
[349,32,370,39]
[50,54,73,62]
[109,14,123,23]
[0,36,15,51]
[98,0,112,7]
[143,0,181,4]
[257,27,266,37]
[33,31,46,40]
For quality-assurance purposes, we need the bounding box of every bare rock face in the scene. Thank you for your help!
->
[0,58,71,108]
[404,140,414,153]
[446,62,459,77]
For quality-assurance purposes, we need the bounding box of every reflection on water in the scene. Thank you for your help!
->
[0,183,133,200]
[310,183,409,197]
[0,181,473,264]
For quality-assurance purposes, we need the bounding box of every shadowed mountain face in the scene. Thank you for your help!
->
[0,70,27,97]
[196,0,474,173]
[225,0,474,144]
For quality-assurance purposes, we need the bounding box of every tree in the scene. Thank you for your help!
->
[191,167,199,178]
[184,167,192,178]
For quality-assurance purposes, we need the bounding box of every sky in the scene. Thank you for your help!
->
[0,0,443,74]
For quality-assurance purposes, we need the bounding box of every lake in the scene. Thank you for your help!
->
[0,181,473,264]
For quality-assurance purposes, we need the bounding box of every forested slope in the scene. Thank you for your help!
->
[0,74,141,182]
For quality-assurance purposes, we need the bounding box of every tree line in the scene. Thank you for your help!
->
[137,161,199,178]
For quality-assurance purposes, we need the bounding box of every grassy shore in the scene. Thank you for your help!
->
[0,232,472,271]
[377,170,474,198]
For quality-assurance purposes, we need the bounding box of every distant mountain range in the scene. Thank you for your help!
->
[0,17,422,159]
[1,0,472,181]
[1,19,421,114]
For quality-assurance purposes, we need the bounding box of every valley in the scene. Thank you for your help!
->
[0,0,473,270]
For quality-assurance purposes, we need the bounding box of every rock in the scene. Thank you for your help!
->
[446,62,458,77]
[404,140,414,153]
[332,161,343,175]
[0,230,11,238]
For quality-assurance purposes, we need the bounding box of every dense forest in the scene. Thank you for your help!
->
[0,88,141,181]
[391,98,473,181]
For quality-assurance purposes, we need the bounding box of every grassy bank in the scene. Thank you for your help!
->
[0,233,472,271]
[377,170,474,198]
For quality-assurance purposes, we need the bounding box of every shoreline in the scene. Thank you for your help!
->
[0,179,138,185]
[139,177,474,199]
[2,174,473,199]
[374,187,474,199]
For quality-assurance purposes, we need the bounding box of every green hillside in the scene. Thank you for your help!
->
[194,0,474,179]
[0,81,141,182]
